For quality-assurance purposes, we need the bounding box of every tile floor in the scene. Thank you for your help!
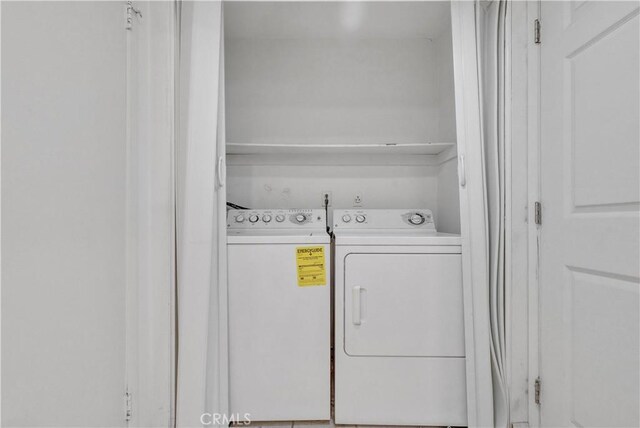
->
[240,422,450,428]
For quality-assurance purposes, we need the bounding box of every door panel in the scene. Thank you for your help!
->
[2,2,127,425]
[344,253,464,357]
[539,2,640,426]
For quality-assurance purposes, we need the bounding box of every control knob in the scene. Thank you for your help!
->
[356,215,366,223]
[262,215,272,223]
[249,214,259,223]
[295,214,307,223]
[235,215,245,223]
[275,214,285,223]
[409,213,425,225]
[342,214,352,223]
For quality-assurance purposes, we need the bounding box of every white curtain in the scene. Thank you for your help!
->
[477,1,510,426]
[175,1,227,427]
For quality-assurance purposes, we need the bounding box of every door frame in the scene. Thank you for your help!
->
[502,1,539,425]
[499,1,543,425]
[526,0,542,427]
[124,2,178,426]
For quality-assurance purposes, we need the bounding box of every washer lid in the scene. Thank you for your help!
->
[334,231,461,247]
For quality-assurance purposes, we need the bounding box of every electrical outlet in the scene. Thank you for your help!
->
[321,191,332,207]
[354,192,363,207]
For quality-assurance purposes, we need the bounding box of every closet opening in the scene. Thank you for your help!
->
[222,2,465,426]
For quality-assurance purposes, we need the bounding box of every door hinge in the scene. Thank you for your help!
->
[534,19,541,44]
[126,1,142,30]
[124,389,132,421]
[534,201,542,225]
[534,377,542,405]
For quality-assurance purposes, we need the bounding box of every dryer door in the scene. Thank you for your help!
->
[344,253,464,357]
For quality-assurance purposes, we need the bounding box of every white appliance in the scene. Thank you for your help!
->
[333,209,467,426]
[227,209,331,421]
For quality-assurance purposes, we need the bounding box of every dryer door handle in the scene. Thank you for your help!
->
[352,286,363,325]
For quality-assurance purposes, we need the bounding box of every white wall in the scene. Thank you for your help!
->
[434,27,460,234]
[2,3,127,426]
[227,155,462,232]
[227,161,438,209]
[436,155,461,234]
[436,29,457,142]
[225,36,456,145]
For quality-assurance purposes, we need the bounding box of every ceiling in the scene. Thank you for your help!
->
[224,1,452,40]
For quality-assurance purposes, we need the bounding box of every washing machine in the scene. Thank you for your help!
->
[227,209,330,421]
[333,209,467,426]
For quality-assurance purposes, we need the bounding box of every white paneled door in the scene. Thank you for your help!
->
[2,2,128,426]
[539,2,640,427]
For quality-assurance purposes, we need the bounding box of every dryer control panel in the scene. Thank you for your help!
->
[333,209,436,232]
[228,209,326,229]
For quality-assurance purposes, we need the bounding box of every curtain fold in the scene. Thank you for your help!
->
[477,1,510,426]
[175,1,224,426]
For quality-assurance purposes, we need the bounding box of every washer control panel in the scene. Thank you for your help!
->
[333,209,436,231]
[228,209,326,229]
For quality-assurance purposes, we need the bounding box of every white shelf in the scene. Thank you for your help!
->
[226,142,455,156]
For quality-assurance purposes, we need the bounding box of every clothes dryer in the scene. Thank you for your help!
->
[333,209,466,426]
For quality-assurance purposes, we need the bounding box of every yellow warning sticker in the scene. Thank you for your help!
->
[296,246,326,287]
